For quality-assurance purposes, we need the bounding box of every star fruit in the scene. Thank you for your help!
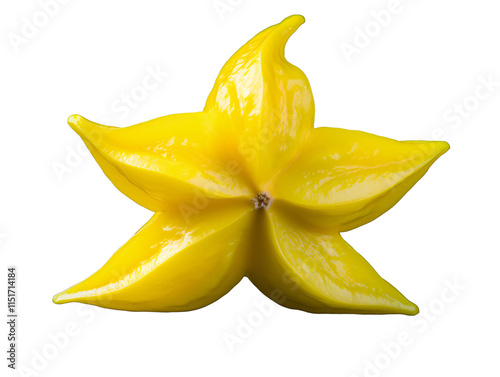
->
[53,15,449,315]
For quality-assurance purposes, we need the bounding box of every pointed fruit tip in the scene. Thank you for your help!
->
[68,114,82,126]
[278,15,305,35]
[67,114,87,135]
[265,15,305,57]
[429,140,450,160]
[437,140,450,154]
[282,14,305,26]
[67,114,106,144]
[52,291,64,304]
[405,139,450,161]
[53,290,81,305]
[403,302,419,316]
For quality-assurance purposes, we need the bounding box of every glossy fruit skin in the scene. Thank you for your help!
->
[53,15,449,315]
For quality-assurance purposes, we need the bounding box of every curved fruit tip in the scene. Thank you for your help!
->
[389,289,420,315]
[401,301,419,316]
[437,140,450,154]
[67,114,109,144]
[53,288,85,305]
[67,114,85,133]
[68,114,97,141]
[265,15,306,57]
[52,291,67,305]
[281,14,305,26]
[428,140,450,161]
[277,14,305,38]
[382,287,419,315]
[404,139,450,162]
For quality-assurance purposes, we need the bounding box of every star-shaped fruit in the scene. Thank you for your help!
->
[53,15,449,315]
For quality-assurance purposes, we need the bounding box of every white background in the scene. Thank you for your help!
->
[1,0,499,376]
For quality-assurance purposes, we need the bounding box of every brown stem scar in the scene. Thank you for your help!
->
[252,191,273,210]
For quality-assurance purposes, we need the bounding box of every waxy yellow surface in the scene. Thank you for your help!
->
[53,15,449,315]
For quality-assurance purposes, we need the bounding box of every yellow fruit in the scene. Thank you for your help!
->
[53,15,448,315]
